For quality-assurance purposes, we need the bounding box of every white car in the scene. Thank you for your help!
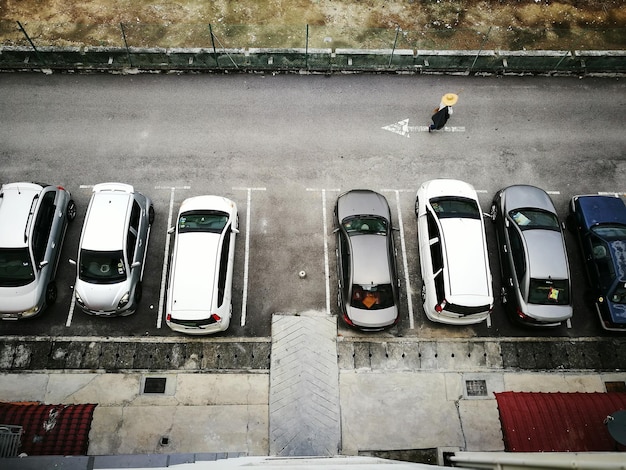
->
[72,183,154,316]
[166,195,238,335]
[415,179,493,325]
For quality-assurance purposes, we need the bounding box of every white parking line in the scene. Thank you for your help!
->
[307,188,341,315]
[156,187,177,329]
[233,187,266,327]
[382,189,415,330]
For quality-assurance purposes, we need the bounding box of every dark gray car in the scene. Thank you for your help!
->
[491,185,572,326]
[334,189,399,330]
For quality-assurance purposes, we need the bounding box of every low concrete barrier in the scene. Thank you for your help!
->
[0,45,624,74]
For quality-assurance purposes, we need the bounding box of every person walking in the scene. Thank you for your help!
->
[428,93,458,132]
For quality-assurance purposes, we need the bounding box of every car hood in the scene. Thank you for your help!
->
[503,185,556,213]
[0,283,38,313]
[347,305,398,329]
[525,302,573,323]
[577,195,626,227]
[75,279,130,311]
[337,190,390,222]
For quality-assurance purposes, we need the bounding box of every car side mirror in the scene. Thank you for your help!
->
[69,259,77,266]
[131,261,141,269]
[39,260,49,269]
[232,227,240,234]
[168,226,175,234]
[332,227,340,234]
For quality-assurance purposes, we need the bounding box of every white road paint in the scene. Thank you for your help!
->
[156,187,177,329]
[381,189,415,329]
[307,188,341,316]
[382,118,465,137]
[233,187,267,327]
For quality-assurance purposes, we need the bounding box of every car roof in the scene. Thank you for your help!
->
[502,185,557,213]
[0,183,43,248]
[337,190,390,223]
[576,195,626,228]
[350,234,391,286]
[440,218,491,297]
[524,229,570,280]
[81,190,132,251]
[170,231,221,313]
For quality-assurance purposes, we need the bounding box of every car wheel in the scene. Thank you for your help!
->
[565,213,576,234]
[414,198,419,216]
[66,200,77,222]
[500,286,508,305]
[45,282,58,305]
[337,292,342,308]
[421,282,426,303]
[148,206,155,225]
[490,204,497,223]
[134,282,143,304]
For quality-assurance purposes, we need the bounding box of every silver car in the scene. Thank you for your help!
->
[335,189,400,330]
[0,182,76,320]
[71,183,154,316]
[491,185,572,326]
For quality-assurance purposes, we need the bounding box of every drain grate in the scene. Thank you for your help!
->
[143,377,167,394]
[466,379,488,397]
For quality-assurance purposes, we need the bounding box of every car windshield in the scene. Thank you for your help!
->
[0,248,35,287]
[610,282,626,304]
[350,284,395,310]
[178,210,229,233]
[528,278,570,305]
[509,209,559,230]
[342,216,388,235]
[430,197,480,219]
[591,224,626,241]
[79,249,126,283]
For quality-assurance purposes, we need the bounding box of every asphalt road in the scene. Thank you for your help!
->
[1,72,624,340]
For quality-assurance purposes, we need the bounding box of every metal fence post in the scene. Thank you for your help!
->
[16,21,46,65]
[389,25,400,67]
[470,26,491,72]
[305,24,309,70]
[119,23,133,67]
[209,24,219,67]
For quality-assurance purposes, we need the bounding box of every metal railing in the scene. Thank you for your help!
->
[0,424,23,458]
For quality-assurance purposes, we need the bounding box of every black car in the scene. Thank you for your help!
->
[568,194,626,331]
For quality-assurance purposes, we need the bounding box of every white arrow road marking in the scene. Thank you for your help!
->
[382,119,465,137]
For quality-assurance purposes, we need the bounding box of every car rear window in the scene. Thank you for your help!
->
[528,278,569,305]
[179,210,229,233]
[351,284,394,310]
[0,248,35,286]
[430,197,480,219]
[79,249,126,283]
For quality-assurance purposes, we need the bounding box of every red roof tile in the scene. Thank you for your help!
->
[0,402,97,456]
[495,392,626,452]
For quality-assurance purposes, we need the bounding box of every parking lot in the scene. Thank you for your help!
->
[1,72,624,342]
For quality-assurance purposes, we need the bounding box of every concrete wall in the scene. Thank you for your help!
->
[1,45,624,74]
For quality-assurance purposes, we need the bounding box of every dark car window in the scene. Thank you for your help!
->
[507,225,526,284]
[129,200,141,231]
[350,283,394,310]
[217,229,231,307]
[0,248,35,286]
[509,209,559,230]
[339,233,350,296]
[342,216,387,235]
[32,191,56,265]
[588,236,615,290]
[591,224,626,240]
[126,230,137,264]
[79,249,127,283]
[430,197,480,219]
[528,278,570,305]
[179,210,228,233]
